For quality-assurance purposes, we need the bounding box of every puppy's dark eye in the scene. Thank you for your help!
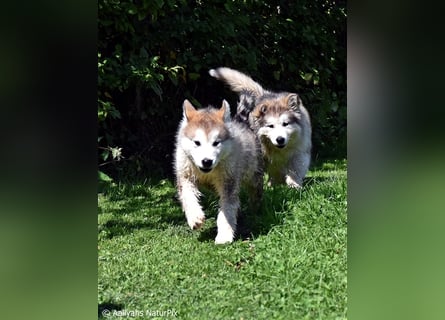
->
[267,124,274,128]
[194,140,201,146]
[212,140,221,147]
[282,122,288,127]
[260,105,267,113]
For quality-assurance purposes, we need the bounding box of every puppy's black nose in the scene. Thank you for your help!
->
[201,158,213,168]
[276,137,285,145]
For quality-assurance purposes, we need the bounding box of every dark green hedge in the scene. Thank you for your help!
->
[98,0,346,178]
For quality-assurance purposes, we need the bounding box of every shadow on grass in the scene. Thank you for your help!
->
[197,225,218,242]
[98,178,185,239]
[195,181,309,243]
[99,174,317,242]
[234,172,331,241]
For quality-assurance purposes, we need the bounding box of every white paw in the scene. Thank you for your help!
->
[285,175,302,189]
[214,230,234,245]
[186,210,206,230]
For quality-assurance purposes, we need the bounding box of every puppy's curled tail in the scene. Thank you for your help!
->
[209,67,266,97]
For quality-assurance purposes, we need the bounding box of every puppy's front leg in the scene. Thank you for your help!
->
[215,200,239,244]
[285,153,310,188]
[177,178,205,230]
[215,182,240,244]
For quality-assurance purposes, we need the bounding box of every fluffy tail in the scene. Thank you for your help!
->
[209,67,266,97]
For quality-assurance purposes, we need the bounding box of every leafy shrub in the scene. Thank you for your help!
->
[98,0,346,179]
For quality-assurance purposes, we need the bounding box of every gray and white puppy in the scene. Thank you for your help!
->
[210,67,312,188]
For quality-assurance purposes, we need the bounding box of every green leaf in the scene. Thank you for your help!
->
[101,149,110,161]
[98,171,113,182]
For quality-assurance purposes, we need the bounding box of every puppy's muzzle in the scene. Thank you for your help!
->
[275,136,286,148]
[200,158,213,173]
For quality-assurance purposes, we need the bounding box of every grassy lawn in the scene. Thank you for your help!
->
[98,159,347,320]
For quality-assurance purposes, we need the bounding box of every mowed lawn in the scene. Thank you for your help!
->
[98,160,347,320]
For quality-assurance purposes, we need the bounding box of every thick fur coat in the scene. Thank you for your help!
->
[174,99,263,244]
[209,67,312,188]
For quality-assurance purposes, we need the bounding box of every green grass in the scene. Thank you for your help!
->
[98,159,347,319]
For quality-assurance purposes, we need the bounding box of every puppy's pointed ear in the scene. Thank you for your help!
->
[217,100,231,122]
[183,99,197,121]
[286,93,303,111]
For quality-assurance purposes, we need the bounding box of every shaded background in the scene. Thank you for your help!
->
[98,0,347,179]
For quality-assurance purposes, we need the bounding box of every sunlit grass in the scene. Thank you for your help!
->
[98,160,347,319]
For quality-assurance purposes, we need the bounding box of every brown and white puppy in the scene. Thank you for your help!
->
[174,99,263,244]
